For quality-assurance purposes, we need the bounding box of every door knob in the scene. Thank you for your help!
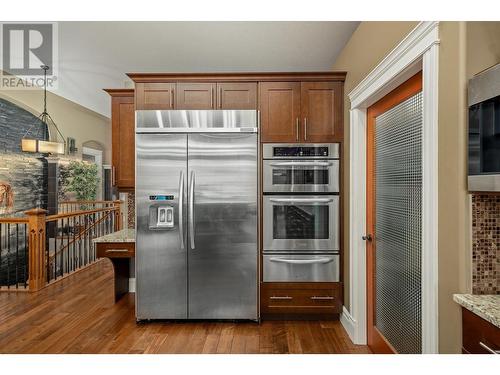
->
[362,234,373,241]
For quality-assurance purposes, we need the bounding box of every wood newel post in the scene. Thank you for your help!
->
[113,200,122,231]
[24,208,48,292]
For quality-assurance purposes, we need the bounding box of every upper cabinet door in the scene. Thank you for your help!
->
[260,82,301,143]
[112,95,135,188]
[135,83,175,110]
[217,83,257,109]
[176,83,216,109]
[301,82,343,142]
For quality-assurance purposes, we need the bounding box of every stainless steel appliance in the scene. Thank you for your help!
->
[468,63,500,191]
[135,110,258,320]
[263,143,339,193]
[262,144,340,282]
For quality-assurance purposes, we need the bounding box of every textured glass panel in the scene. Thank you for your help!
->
[374,92,422,354]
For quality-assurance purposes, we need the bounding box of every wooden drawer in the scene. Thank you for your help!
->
[462,307,500,354]
[96,242,135,259]
[261,282,342,315]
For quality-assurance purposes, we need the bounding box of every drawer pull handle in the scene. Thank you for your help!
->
[479,341,500,354]
[269,257,334,265]
[310,296,334,300]
[270,296,293,300]
[105,249,129,253]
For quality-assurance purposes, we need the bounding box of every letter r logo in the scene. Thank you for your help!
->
[2,23,53,75]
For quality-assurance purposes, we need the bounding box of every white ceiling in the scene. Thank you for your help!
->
[54,22,359,117]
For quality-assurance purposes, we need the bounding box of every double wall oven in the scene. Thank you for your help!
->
[262,144,340,282]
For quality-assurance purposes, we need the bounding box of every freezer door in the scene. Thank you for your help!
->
[187,133,258,319]
[136,133,188,319]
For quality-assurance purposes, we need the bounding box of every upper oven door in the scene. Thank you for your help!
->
[263,159,339,193]
[263,195,339,252]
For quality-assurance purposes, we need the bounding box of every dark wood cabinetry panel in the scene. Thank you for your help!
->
[259,82,301,142]
[217,82,257,109]
[301,82,343,142]
[176,83,216,109]
[135,83,174,110]
[261,282,342,317]
[461,307,500,354]
[105,89,135,189]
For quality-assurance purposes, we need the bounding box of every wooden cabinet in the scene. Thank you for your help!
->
[96,241,135,302]
[301,82,343,142]
[260,82,301,142]
[135,83,174,110]
[105,89,135,189]
[461,307,500,354]
[176,83,216,109]
[217,82,257,109]
[261,282,342,317]
[260,81,343,143]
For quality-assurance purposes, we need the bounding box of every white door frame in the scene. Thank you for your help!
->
[82,146,104,200]
[344,21,439,353]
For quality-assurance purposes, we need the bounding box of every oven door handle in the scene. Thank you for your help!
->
[268,161,333,167]
[269,257,335,265]
[269,197,334,204]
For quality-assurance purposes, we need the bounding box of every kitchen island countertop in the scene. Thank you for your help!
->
[453,294,500,328]
[93,228,135,243]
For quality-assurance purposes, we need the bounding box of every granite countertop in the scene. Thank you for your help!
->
[93,228,135,243]
[453,294,500,328]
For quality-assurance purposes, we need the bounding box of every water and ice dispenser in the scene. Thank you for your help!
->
[148,195,175,230]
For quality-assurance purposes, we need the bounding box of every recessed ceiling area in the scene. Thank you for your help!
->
[55,21,359,116]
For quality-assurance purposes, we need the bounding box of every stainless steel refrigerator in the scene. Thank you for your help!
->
[135,110,258,321]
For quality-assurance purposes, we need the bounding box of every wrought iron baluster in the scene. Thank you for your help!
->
[24,224,28,288]
[59,218,63,278]
[7,224,11,288]
[0,224,3,287]
[72,216,75,272]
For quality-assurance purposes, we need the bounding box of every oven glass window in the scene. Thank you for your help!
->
[273,205,329,239]
[272,169,329,185]
[469,95,500,174]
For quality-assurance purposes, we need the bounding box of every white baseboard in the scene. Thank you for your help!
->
[340,306,356,342]
[129,277,136,293]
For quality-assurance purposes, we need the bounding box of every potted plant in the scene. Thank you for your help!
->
[62,161,100,234]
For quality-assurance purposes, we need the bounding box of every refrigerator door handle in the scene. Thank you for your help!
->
[178,171,185,249]
[189,170,196,249]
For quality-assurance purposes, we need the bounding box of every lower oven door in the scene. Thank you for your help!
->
[263,195,339,252]
[263,254,340,282]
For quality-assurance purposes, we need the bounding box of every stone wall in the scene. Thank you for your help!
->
[0,98,48,215]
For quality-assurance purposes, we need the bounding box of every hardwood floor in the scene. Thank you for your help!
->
[0,260,370,354]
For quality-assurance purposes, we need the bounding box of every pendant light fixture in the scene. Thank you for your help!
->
[21,65,66,154]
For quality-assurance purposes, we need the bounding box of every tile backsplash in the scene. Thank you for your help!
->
[127,192,135,229]
[471,194,500,294]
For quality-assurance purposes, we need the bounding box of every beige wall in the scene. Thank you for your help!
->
[437,21,469,354]
[332,21,500,353]
[0,88,111,163]
[467,22,500,78]
[332,21,419,311]
[436,20,500,354]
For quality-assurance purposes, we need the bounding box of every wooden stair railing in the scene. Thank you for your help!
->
[0,200,122,292]
[46,207,117,273]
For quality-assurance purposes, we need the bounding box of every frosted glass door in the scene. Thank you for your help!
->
[373,92,423,354]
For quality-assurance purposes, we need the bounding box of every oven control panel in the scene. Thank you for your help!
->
[263,143,340,159]
[273,146,329,157]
